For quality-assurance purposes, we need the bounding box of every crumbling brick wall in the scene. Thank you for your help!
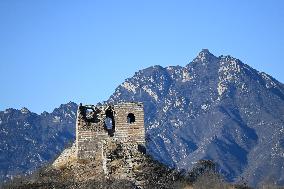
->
[76,102,146,179]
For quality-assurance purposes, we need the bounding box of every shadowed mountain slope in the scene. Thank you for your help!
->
[0,102,77,182]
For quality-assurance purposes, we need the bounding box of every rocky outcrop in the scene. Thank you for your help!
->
[52,143,76,169]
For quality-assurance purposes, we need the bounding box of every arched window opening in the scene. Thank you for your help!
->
[85,108,100,123]
[105,108,115,136]
[138,144,146,154]
[105,117,113,130]
[86,108,94,120]
[79,104,101,123]
[127,113,135,124]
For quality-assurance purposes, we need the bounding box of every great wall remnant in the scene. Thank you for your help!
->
[76,102,146,180]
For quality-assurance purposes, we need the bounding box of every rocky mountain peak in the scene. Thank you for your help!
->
[193,49,217,63]
[20,107,30,114]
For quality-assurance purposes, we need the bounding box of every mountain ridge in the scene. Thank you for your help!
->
[1,50,284,187]
[108,49,284,186]
[0,101,77,182]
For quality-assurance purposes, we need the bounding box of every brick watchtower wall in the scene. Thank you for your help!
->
[75,102,145,178]
[112,103,145,144]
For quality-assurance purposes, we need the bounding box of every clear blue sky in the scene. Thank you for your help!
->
[0,0,284,113]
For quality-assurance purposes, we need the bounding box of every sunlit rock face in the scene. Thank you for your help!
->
[108,49,284,187]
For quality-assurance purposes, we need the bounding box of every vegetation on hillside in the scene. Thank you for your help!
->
[1,157,260,189]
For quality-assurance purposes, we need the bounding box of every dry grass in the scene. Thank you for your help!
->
[191,172,230,189]
[259,184,283,189]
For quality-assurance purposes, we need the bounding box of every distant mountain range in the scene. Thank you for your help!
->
[1,49,284,187]
[0,102,77,182]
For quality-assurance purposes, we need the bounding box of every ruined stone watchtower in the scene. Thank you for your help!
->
[76,102,146,179]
